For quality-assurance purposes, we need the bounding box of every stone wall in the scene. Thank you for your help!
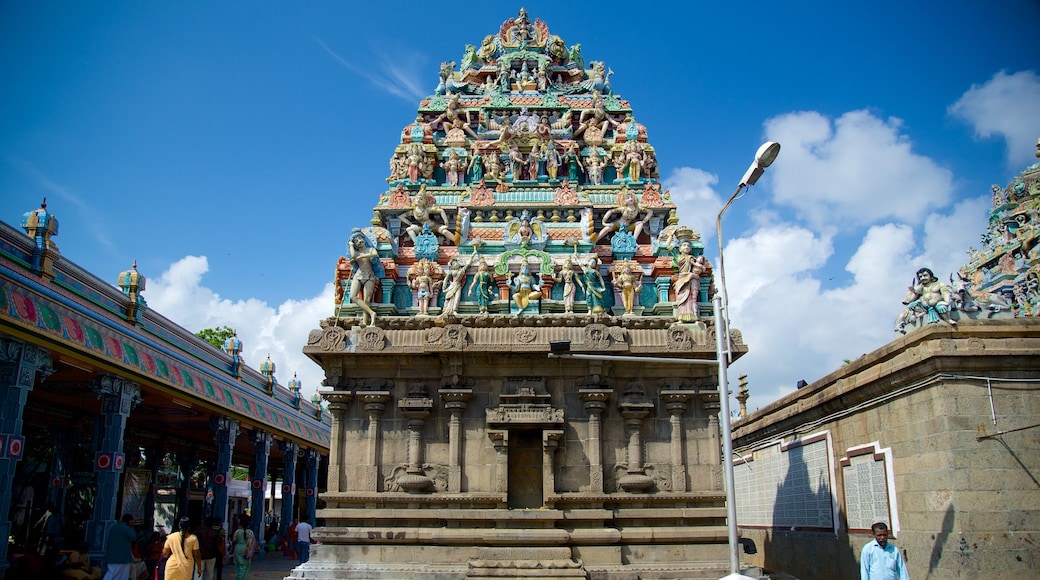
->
[732,319,1040,579]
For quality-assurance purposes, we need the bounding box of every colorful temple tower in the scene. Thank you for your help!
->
[303,11,742,578]
[954,143,1040,318]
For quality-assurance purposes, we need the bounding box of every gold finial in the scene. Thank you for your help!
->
[736,374,750,419]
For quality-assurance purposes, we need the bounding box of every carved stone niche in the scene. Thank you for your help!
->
[486,377,564,429]
[617,381,655,492]
[397,382,435,493]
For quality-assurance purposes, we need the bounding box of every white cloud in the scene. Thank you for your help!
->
[662,166,721,245]
[317,38,428,102]
[764,110,955,227]
[146,255,333,400]
[949,70,1040,168]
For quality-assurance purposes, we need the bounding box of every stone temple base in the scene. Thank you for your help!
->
[284,538,731,580]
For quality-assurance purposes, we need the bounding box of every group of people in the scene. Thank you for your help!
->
[19,512,317,580]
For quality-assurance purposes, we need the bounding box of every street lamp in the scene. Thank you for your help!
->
[715,141,780,579]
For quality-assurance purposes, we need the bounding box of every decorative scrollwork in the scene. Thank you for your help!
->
[319,325,347,352]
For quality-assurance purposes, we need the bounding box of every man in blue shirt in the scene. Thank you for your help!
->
[102,513,138,580]
[860,522,910,580]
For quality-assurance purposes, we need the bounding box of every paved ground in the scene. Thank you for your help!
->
[224,552,301,580]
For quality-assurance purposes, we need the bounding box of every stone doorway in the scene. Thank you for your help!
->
[507,429,543,508]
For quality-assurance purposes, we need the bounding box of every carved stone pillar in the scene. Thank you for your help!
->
[661,389,695,493]
[0,338,52,577]
[250,430,273,544]
[360,391,391,491]
[398,384,434,493]
[698,392,722,491]
[542,430,564,506]
[278,440,298,538]
[579,388,611,493]
[323,391,353,493]
[210,417,239,527]
[87,374,141,563]
[488,430,508,494]
[439,388,473,492]
[617,383,653,492]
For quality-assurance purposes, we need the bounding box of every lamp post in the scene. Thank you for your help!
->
[715,141,780,578]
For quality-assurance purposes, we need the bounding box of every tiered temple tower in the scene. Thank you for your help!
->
[301,10,742,579]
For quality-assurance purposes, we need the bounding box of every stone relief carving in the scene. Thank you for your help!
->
[318,325,347,352]
[355,326,386,351]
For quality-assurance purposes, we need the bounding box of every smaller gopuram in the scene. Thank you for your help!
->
[953,143,1040,318]
[301,10,742,579]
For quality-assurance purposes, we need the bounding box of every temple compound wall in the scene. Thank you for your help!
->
[732,319,1040,579]
[295,9,745,579]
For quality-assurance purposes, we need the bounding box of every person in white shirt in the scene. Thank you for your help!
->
[295,520,313,563]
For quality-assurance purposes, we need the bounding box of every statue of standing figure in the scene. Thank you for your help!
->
[612,260,643,315]
[555,256,584,313]
[467,258,498,313]
[671,237,710,322]
[581,256,608,314]
[348,228,384,327]
[441,252,477,315]
[408,259,437,316]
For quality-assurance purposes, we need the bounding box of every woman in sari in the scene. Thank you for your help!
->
[162,518,201,580]
[232,514,256,580]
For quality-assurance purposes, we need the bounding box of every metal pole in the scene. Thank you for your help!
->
[714,292,741,575]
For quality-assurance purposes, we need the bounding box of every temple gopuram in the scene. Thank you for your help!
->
[302,10,741,579]
[955,144,1040,318]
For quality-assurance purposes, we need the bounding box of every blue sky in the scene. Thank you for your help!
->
[2,1,1039,412]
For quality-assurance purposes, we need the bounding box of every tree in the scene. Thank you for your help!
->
[196,325,235,350]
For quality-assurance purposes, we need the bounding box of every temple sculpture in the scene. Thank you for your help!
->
[897,140,1040,333]
[301,10,742,579]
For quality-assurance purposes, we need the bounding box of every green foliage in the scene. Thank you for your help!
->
[196,325,234,349]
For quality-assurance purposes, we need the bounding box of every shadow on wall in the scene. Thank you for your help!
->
[762,443,858,579]
[926,504,955,579]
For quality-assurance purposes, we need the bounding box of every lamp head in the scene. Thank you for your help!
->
[740,141,782,187]
[755,141,781,168]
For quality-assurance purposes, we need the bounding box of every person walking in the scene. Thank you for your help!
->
[231,514,256,580]
[194,517,221,580]
[861,522,910,580]
[162,518,201,580]
[294,519,313,564]
[211,517,226,580]
[101,514,137,580]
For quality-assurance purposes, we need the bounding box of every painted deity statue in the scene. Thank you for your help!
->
[348,229,383,327]
[564,143,583,183]
[510,263,542,312]
[623,140,644,181]
[595,191,652,242]
[903,267,956,326]
[399,186,454,245]
[586,149,605,186]
[555,257,583,313]
[441,252,477,315]
[467,258,497,313]
[581,256,608,314]
[444,149,465,186]
[468,144,484,182]
[408,259,436,316]
[612,260,643,315]
[544,142,561,180]
[672,239,710,322]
